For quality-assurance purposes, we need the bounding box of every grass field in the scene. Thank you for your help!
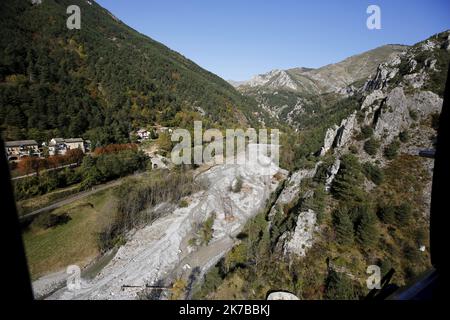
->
[22,188,118,280]
[16,184,81,216]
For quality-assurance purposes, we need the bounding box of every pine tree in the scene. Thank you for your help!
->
[377,205,396,224]
[356,211,378,247]
[325,270,356,300]
[331,154,364,202]
[333,208,354,245]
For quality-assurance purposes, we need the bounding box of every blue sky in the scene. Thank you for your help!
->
[96,0,450,81]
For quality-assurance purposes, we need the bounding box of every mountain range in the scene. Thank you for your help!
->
[231,44,407,95]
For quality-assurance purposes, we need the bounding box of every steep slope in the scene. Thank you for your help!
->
[196,30,449,300]
[0,0,265,145]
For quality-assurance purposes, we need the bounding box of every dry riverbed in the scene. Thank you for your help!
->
[37,147,287,300]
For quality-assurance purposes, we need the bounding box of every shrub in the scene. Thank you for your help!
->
[383,140,401,160]
[179,199,189,208]
[362,162,384,185]
[409,109,419,121]
[363,138,380,156]
[399,130,410,143]
[231,176,243,193]
[377,205,396,224]
[199,212,216,245]
[359,126,374,140]
[34,213,71,229]
[395,203,412,225]
[430,112,440,130]
[349,145,358,154]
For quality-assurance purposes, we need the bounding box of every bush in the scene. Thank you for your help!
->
[349,145,358,154]
[362,162,384,185]
[363,138,380,156]
[179,199,189,207]
[34,213,71,229]
[395,203,412,225]
[399,130,410,143]
[377,205,396,224]
[409,109,419,121]
[231,176,243,193]
[199,212,216,246]
[359,126,374,140]
[430,112,440,130]
[383,140,401,160]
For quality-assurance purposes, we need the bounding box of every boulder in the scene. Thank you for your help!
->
[267,292,300,300]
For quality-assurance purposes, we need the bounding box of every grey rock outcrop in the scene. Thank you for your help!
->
[325,159,341,192]
[319,112,357,156]
[361,90,386,110]
[319,125,339,156]
[373,87,442,142]
[406,90,443,116]
[373,87,409,141]
[268,164,320,220]
[281,209,316,257]
[335,112,357,148]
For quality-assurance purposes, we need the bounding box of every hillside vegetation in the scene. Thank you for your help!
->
[0,0,267,146]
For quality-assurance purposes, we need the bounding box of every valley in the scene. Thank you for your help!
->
[0,0,449,301]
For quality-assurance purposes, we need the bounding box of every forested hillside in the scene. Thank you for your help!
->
[0,0,265,146]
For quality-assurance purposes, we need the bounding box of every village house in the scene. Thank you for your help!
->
[136,128,151,140]
[4,140,41,161]
[84,140,92,152]
[48,138,86,156]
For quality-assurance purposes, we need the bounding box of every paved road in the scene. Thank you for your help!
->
[20,177,128,221]
[12,163,78,181]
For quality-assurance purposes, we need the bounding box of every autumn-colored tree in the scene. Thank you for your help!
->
[47,155,65,169]
[18,157,45,176]
[64,148,85,165]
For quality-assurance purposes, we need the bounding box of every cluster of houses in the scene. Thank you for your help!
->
[5,126,175,165]
[5,138,91,162]
[135,126,173,141]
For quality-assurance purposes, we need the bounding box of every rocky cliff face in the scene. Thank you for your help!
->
[275,30,448,263]
[318,30,449,157]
